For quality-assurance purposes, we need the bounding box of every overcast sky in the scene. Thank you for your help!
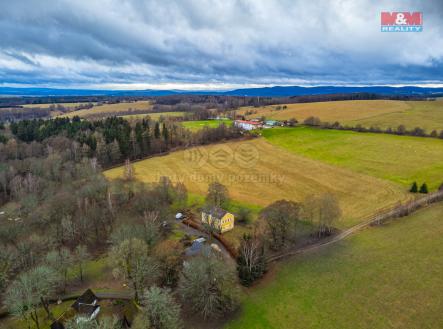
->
[1,0,442,90]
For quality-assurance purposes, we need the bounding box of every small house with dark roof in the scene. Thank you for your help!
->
[202,207,234,233]
[50,320,65,329]
[71,289,100,322]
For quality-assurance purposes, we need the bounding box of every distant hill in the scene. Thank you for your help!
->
[222,86,443,97]
[1,85,443,97]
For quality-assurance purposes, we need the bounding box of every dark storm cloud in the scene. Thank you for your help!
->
[0,0,442,88]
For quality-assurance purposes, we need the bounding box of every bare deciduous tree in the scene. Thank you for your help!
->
[179,251,239,319]
[110,238,159,301]
[206,181,229,208]
[259,200,300,250]
[5,266,60,329]
[123,159,135,181]
[303,193,341,237]
[74,245,90,282]
[237,233,266,286]
[140,286,182,329]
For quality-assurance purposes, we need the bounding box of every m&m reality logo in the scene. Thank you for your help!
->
[381,12,423,32]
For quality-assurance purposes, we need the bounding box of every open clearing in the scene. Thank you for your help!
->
[263,127,443,190]
[240,99,443,132]
[225,203,443,329]
[181,119,233,131]
[119,111,185,120]
[60,101,152,118]
[104,138,407,227]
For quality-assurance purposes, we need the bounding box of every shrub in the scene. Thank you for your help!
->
[419,183,429,194]
[396,125,407,135]
[236,207,252,224]
[303,116,321,126]
[410,182,418,193]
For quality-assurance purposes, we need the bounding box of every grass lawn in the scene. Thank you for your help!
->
[263,127,443,190]
[240,99,443,132]
[225,203,443,329]
[1,300,73,329]
[182,119,233,131]
[104,138,407,228]
[67,257,109,283]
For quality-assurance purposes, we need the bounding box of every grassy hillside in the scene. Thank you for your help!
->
[104,138,407,227]
[182,119,233,131]
[350,99,443,132]
[225,202,443,329]
[240,99,443,132]
[263,127,443,189]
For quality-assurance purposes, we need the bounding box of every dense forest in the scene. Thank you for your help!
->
[4,115,242,168]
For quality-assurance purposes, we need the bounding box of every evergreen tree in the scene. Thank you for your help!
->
[162,123,169,144]
[419,183,428,194]
[108,139,121,164]
[135,122,144,154]
[154,122,161,139]
[410,181,418,193]
[142,130,151,156]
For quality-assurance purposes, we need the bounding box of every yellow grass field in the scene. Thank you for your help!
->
[239,99,443,132]
[104,139,408,228]
[60,101,152,118]
[119,111,185,120]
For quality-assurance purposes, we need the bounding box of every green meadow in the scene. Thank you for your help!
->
[263,127,443,190]
[181,119,233,131]
[225,203,443,329]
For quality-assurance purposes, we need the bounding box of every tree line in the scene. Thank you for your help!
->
[6,115,243,168]
[303,116,443,139]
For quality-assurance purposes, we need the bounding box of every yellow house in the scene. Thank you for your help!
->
[201,207,234,233]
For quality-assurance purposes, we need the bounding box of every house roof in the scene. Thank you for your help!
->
[72,289,98,312]
[235,120,262,125]
[204,207,229,219]
[77,304,100,317]
[50,321,65,329]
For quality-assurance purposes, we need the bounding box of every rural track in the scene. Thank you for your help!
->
[95,291,134,300]
[267,190,443,263]
[267,217,376,262]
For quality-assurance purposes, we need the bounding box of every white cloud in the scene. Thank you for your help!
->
[0,0,442,88]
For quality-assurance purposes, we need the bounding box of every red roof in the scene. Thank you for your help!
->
[235,120,262,125]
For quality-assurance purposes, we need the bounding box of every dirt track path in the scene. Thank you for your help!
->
[267,191,443,263]
[267,217,375,262]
